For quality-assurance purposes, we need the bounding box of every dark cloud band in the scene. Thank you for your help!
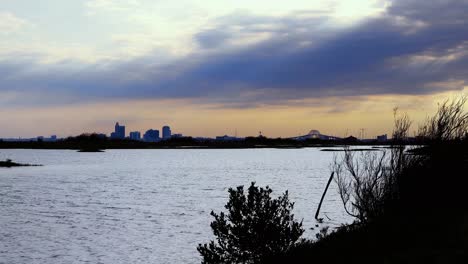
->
[1,0,467,107]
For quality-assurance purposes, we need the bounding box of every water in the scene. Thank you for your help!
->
[0,149,351,264]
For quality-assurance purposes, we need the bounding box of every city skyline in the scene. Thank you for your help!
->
[0,120,390,141]
[0,92,463,139]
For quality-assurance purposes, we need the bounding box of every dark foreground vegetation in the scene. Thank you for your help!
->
[0,159,42,168]
[198,183,304,263]
[199,97,468,264]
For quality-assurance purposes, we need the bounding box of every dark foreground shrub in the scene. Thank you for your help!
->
[269,96,468,264]
[197,182,304,264]
[332,110,415,222]
[332,96,468,224]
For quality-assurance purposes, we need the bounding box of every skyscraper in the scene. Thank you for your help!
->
[111,122,126,139]
[162,126,171,139]
[143,129,160,142]
[129,131,141,140]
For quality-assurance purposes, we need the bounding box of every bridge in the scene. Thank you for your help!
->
[291,130,341,141]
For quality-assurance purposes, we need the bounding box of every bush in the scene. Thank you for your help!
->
[197,182,304,264]
[333,96,467,223]
[418,96,468,141]
[271,96,468,264]
[332,109,420,222]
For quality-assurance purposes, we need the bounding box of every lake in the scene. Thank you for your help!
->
[0,148,352,263]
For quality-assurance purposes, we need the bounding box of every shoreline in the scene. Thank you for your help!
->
[0,141,413,150]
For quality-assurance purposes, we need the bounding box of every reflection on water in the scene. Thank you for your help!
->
[0,149,351,264]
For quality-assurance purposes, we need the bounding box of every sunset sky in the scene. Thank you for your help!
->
[1,0,467,138]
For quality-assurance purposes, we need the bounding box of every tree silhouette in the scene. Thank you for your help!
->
[197,182,304,264]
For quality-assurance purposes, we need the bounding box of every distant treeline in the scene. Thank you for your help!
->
[0,133,419,150]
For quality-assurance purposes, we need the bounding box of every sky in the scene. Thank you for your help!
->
[0,0,467,138]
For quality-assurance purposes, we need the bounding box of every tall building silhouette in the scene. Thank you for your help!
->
[143,129,160,142]
[111,122,126,139]
[129,131,141,140]
[162,126,171,139]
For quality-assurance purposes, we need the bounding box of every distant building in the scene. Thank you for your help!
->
[143,129,160,142]
[377,134,388,142]
[129,131,141,140]
[111,122,125,139]
[37,135,58,142]
[162,126,171,139]
[216,135,241,141]
[172,133,183,138]
[41,135,58,142]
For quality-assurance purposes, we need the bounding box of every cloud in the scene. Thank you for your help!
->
[194,10,331,50]
[0,12,31,34]
[85,0,142,15]
[1,0,467,108]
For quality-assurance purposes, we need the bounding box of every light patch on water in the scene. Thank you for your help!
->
[0,149,352,263]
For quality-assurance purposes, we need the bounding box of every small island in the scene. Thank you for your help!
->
[0,159,42,168]
[77,148,105,152]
